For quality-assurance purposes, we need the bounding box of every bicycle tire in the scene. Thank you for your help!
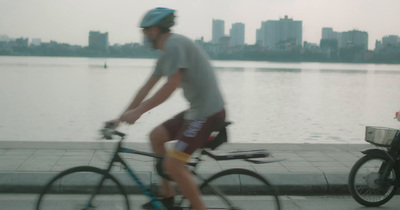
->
[348,154,398,207]
[178,168,280,210]
[35,166,130,210]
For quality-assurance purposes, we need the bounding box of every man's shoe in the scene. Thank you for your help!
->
[142,196,175,209]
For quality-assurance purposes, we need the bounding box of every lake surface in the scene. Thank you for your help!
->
[0,56,399,144]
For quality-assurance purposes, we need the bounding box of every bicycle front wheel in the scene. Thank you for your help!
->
[348,154,398,207]
[187,168,280,210]
[35,166,130,210]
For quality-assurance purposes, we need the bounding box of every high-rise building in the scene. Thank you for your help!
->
[88,31,109,51]
[212,19,225,44]
[322,27,341,41]
[257,16,302,50]
[31,38,41,46]
[320,27,341,54]
[322,28,332,39]
[321,28,369,49]
[382,35,400,46]
[376,35,400,52]
[230,23,245,46]
[341,30,368,50]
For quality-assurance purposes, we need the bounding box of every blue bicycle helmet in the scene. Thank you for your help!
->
[140,7,175,28]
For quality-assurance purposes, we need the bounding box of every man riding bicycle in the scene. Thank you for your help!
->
[107,7,226,210]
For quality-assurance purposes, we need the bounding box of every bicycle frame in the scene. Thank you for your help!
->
[89,139,253,209]
[91,125,275,210]
[117,141,237,209]
[87,139,241,209]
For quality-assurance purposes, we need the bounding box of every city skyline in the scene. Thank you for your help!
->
[1,0,399,50]
[1,24,393,52]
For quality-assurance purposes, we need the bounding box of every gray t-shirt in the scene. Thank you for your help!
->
[152,34,224,120]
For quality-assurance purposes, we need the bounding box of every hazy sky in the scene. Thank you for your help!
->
[1,0,399,50]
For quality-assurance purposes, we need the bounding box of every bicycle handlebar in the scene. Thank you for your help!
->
[100,122,125,140]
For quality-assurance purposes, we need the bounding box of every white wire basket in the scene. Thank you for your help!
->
[365,126,400,147]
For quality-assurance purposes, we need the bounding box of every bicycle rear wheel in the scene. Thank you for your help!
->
[35,166,130,210]
[348,154,398,207]
[179,168,280,210]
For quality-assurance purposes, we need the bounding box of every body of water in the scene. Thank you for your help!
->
[1,56,399,144]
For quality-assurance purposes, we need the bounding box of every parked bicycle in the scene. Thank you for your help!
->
[35,122,282,210]
[348,111,400,207]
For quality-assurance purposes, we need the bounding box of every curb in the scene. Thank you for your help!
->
[0,171,350,195]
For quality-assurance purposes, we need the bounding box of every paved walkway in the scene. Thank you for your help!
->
[0,141,374,194]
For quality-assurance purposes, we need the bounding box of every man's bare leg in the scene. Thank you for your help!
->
[165,157,206,210]
[149,125,175,197]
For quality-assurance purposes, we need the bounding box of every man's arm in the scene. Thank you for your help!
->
[119,69,183,124]
[121,75,160,114]
[137,69,183,114]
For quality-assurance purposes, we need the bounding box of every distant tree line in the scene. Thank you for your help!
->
[0,39,399,64]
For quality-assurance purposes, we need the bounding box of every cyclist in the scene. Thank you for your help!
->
[108,7,226,210]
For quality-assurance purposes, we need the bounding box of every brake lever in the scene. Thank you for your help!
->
[100,122,118,140]
[100,121,127,139]
[100,127,114,140]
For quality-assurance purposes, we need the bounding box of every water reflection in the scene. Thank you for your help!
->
[374,70,400,74]
[88,64,109,69]
[215,67,245,72]
[319,69,368,74]
[222,67,400,74]
[256,68,302,72]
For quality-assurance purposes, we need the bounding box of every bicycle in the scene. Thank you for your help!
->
[348,111,400,207]
[35,122,282,210]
